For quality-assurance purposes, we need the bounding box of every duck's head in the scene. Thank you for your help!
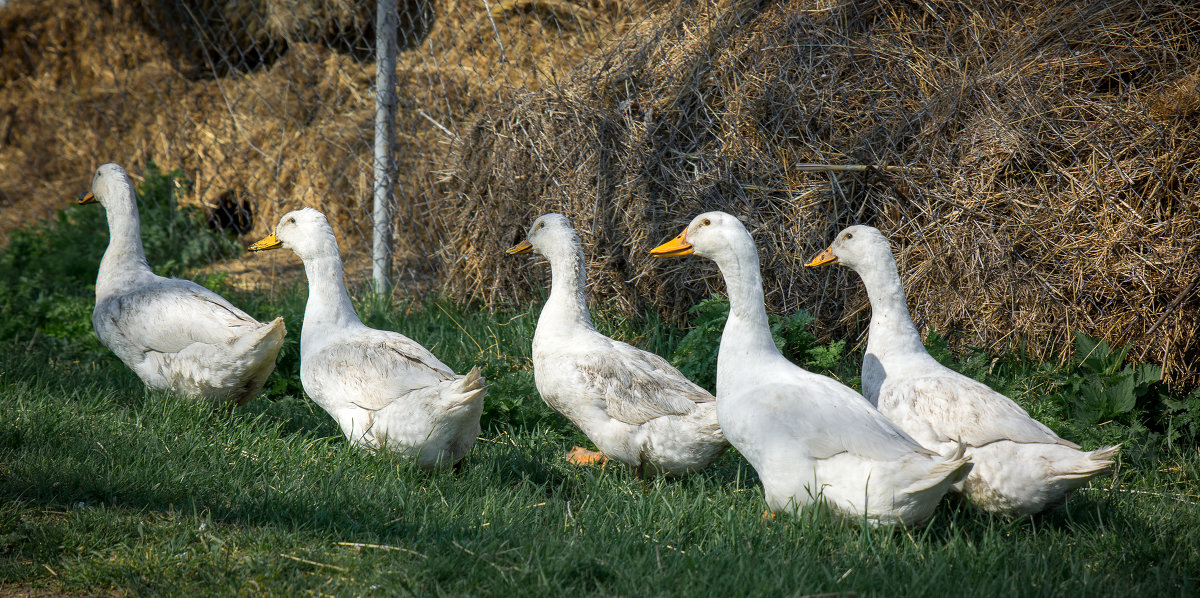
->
[804,225,890,271]
[249,207,339,260]
[77,163,136,213]
[649,211,752,261]
[505,213,578,258]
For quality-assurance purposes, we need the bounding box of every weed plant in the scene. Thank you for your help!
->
[670,294,854,392]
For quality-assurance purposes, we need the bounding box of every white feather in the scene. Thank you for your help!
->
[86,163,284,406]
[519,214,727,475]
[263,207,484,470]
[666,212,971,526]
[815,224,1118,515]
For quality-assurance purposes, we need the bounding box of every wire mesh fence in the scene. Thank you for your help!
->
[0,0,638,284]
[1,0,1198,383]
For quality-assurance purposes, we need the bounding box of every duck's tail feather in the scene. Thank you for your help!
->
[445,365,486,405]
[237,317,287,362]
[1053,444,1120,482]
[903,440,973,496]
[226,317,286,406]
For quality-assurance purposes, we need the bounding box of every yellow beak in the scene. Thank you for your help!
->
[506,239,533,255]
[77,191,97,205]
[248,232,283,251]
[804,247,838,267]
[649,231,693,258]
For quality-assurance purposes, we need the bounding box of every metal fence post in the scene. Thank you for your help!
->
[372,0,398,295]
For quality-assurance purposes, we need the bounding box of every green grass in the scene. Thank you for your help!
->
[0,290,1198,597]
[1,166,1198,595]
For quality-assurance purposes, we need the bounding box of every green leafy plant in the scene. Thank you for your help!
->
[1162,389,1200,448]
[670,294,849,392]
[1057,332,1163,426]
[770,308,847,375]
[669,294,730,391]
[128,162,243,277]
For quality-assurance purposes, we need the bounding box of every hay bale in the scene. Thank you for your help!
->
[131,0,435,77]
[5,0,1197,382]
[440,0,1200,384]
[0,0,649,270]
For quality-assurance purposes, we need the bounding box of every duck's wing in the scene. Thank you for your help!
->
[305,332,456,412]
[571,339,713,426]
[882,373,1078,449]
[744,377,936,461]
[94,279,260,353]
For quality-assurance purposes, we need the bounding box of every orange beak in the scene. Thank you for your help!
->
[506,239,533,255]
[248,232,282,251]
[649,231,693,258]
[804,247,838,267]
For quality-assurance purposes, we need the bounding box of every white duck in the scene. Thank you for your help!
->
[80,163,285,406]
[651,212,971,525]
[249,208,484,469]
[805,225,1118,515]
[507,214,726,476]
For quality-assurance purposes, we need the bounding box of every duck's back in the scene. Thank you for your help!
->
[300,328,456,413]
[875,356,1119,514]
[875,356,1076,452]
[96,278,259,347]
[535,327,708,419]
[720,374,933,466]
[718,368,968,525]
[300,327,484,468]
[532,324,725,470]
[94,275,284,402]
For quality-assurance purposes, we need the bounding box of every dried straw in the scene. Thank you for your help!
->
[440,0,1200,385]
[2,0,1198,383]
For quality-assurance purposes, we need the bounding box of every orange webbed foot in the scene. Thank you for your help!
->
[565,446,608,467]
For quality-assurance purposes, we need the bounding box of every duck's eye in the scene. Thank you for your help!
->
[538,222,544,229]
[287,217,295,225]
[845,233,853,240]
[702,218,711,226]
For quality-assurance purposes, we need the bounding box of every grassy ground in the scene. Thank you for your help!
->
[1,176,1197,596]
[0,285,1198,597]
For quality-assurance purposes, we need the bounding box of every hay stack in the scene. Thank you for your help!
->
[0,0,646,283]
[132,0,435,76]
[3,0,1198,382]
[441,0,1200,384]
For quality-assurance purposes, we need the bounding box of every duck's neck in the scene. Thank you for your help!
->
[713,242,781,374]
[96,199,153,298]
[301,253,364,346]
[856,253,927,361]
[538,243,594,332]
